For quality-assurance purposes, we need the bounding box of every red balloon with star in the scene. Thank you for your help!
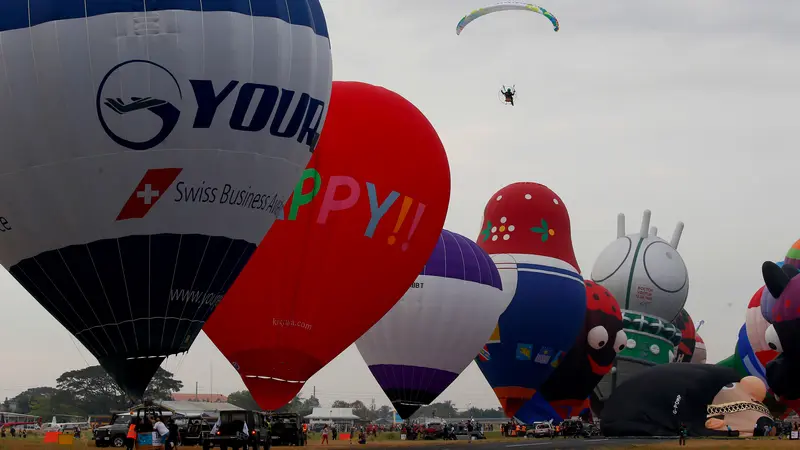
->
[204,81,451,410]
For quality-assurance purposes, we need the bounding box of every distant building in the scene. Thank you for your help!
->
[304,408,362,429]
[129,401,241,418]
[171,394,228,403]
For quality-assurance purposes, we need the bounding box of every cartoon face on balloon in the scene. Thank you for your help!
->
[761,262,800,403]
[583,281,627,376]
[705,376,774,437]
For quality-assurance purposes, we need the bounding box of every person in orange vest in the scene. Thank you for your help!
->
[126,417,140,450]
[302,423,308,440]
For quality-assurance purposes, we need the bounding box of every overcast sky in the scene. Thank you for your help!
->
[3,0,800,410]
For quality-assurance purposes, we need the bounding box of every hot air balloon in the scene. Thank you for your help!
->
[672,309,697,363]
[516,280,626,423]
[0,1,332,399]
[355,229,508,419]
[204,81,451,410]
[591,211,688,403]
[693,334,707,364]
[475,182,586,421]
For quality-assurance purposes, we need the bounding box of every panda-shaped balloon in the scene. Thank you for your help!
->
[591,210,689,322]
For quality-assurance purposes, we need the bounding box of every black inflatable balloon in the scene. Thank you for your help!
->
[600,364,741,437]
[515,280,625,422]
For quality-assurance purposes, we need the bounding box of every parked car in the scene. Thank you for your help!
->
[204,410,271,450]
[527,422,553,438]
[268,413,304,446]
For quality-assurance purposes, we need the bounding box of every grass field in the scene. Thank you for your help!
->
[0,434,796,449]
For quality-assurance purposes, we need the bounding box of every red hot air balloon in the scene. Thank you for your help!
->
[204,81,451,409]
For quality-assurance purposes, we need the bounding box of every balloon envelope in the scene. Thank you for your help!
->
[475,182,586,420]
[204,81,451,409]
[693,334,707,364]
[672,309,697,363]
[517,280,625,423]
[356,229,507,419]
[0,1,332,397]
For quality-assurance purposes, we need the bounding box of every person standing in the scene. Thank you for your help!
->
[154,417,169,450]
[321,425,329,445]
[678,423,687,446]
[126,417,139,450]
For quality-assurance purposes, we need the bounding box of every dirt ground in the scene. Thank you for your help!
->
[1,436,798,450]
[613,439,800,449]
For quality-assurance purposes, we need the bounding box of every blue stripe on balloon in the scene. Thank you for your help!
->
[517,262,583,282]
[0,0,329,38]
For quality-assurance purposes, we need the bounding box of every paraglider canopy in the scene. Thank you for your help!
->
[456,2,560,35]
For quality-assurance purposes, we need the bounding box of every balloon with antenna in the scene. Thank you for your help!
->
[0,0,333,399]
[590,210,689,403]
[591,210,689,321]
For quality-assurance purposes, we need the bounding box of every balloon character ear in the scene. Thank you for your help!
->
[781,263,800,280]
[705,418,725,430]
[763,261,790,299]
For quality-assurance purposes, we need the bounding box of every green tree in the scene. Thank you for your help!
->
[376,405,392,420]
[57,365,182,413]
[227,391,260,411]
[330,400,350,408]
[296,396,319,417]
[144,368,183,400]
[11,387,83,417]
[411,401,458,419]
[29,390,84,418]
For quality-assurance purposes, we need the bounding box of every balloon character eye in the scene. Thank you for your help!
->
[722,383,737,390]
[587,326,609,350]
[613,329,628,353]
[765,325,783,353]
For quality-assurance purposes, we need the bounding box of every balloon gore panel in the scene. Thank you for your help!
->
[9,234,254,398]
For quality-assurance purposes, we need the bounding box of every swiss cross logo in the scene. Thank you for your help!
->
[116,168,182,221]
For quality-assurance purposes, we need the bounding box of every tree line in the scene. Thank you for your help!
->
[226,391,504,420]
[2,365,503,421]
[2,365,182,417]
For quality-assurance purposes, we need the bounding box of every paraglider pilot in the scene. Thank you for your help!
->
[501,85,515,105]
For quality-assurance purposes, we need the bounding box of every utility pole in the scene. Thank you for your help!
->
[195,382,199,401]
[312,386,315,399]
[210,363,214,398]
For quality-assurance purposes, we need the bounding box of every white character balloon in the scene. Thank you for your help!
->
[591,210,689,322]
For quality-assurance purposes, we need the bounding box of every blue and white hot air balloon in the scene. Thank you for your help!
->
[0,0,332,398]
[356,230,509,419]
